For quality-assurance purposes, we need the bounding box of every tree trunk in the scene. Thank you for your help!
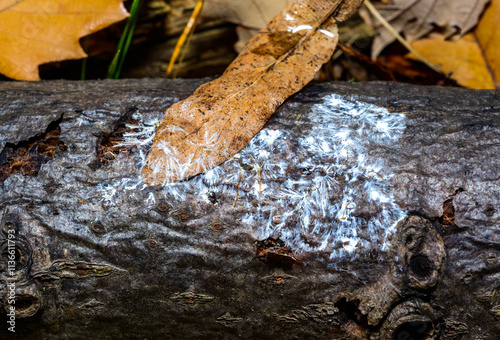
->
[0,79,499,339]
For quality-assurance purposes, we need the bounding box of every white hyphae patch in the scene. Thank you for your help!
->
[98,94,406,258]
[229,94,407,258]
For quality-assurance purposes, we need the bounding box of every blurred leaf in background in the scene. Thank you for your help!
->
[365,0,490,58]
[409,0,500,89]
[201,0,292,52]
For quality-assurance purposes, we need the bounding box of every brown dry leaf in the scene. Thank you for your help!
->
[142,0,364,185]
[409,0,500,89]
[377,54,436,80]
[0,0,128,80]
[338,42,396,81]
[367,0,490,57]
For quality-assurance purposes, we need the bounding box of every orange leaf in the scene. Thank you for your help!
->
[141,0,363,186]
[409,0,500,89]
[0,0,129,80]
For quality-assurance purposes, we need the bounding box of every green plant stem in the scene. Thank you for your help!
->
[107,0,143,79]
[114,2,142,79]
[80,36,89,80]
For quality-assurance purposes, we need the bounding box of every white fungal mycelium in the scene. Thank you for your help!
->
[97,94,407,258]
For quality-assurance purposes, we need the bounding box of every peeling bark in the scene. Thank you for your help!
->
[0,79,499,339]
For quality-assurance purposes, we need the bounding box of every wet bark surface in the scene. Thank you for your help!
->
[0,79,499,339]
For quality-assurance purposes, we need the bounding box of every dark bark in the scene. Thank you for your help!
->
[0,79,499,339]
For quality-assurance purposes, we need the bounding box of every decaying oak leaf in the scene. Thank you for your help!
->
[366,0,490,58]
[0,0,128,80]
[142,0,364,185]
[409,0,500,89]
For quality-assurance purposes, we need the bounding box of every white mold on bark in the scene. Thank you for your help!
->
[98,94,407,258]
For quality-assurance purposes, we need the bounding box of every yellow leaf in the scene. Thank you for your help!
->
[409,0,500,89]
[0,0,129,81]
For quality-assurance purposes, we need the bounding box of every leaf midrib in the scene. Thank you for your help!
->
[172,0,343,149]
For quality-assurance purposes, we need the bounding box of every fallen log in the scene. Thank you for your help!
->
[0,79,499,339]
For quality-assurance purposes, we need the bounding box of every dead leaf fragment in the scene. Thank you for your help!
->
[142,0,356,185]
[409,0,500,89]
[0,0,129,80]
[368,0,490,57]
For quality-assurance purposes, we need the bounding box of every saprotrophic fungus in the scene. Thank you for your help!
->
[97,94,407,258]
